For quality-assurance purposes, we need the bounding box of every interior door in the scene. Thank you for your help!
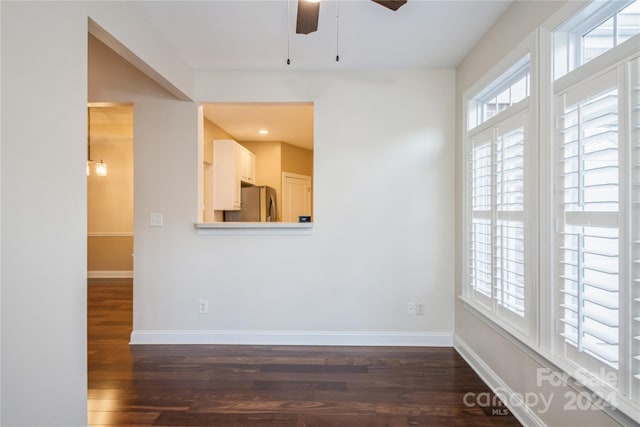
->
[282,172,312,222]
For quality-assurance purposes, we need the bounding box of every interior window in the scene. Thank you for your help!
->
[200,103,314,224]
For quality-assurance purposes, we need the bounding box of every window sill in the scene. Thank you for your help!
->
[194,222,313,235]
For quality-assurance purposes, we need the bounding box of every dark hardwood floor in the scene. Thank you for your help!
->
[88,280,521,426]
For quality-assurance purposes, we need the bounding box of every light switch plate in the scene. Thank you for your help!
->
[149,213,163,227]
[407,302,416,315]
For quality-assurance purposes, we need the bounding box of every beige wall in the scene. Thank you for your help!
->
[281,142,313,218]
[203,118,233,164]
[87,236,133,272]
[281,142,313,177]
[87,127,133,232]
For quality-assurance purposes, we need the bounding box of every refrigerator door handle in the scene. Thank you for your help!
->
[268,195,276,222]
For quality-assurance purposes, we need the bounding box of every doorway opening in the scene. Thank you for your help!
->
[87,104,134,281]
[86,103,135,424]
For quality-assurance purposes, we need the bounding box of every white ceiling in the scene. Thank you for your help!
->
[130,0,511,70]
[127,1,512,149]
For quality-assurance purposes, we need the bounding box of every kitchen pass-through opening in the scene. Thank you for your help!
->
[199,102,314,225]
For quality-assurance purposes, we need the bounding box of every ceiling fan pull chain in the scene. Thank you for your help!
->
[335,0,340,62]
[287,0,291,65]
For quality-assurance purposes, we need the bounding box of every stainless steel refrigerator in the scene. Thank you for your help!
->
[224,185,277,222]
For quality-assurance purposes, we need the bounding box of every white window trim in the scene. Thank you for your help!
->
[544,4,640,420]
[553,66,621,368]
[461,2,640,422]
[553,0,638,78]
[469,55,531,129]
[465,36,535,131]
[461,32,539,347]
[555,32,640,95]
[550,51,640,421]
[537,0,638,375]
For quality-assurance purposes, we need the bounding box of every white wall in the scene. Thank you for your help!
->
[1,3,89,425]
[1,2,192,425]
[90,28,457,345]
[130,69,456,345]
[454,1,622,426]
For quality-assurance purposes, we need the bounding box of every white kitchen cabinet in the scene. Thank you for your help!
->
[213,140,256,211]
[238,144,256,185]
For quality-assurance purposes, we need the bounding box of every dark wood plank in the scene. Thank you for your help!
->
[153,411,298,426]
[260,364,368,374]
[88,280,521,426]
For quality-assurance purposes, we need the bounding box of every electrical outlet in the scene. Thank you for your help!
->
[416,303,425,316]
[407,302,416,315]
[199,300,208,314]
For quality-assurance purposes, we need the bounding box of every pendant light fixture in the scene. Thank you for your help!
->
[87,107,107,177]
[95,160,107,177]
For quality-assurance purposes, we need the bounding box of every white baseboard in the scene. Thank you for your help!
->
[454,335,546,427]
[130,330,454,347]
[88,270,133,279]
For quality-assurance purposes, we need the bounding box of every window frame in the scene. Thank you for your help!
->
[553,66,622,377]
[468,55,531,130]
[548,48,640,422]
[461,34,539,345]
[553,0,639,79]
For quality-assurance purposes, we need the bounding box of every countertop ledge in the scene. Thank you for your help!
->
[194,222,313,235]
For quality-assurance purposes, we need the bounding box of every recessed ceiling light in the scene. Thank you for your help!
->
[259,129,269,135]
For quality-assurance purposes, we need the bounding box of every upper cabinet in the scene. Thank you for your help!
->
[238,144,256,185]
[213,139,256,210]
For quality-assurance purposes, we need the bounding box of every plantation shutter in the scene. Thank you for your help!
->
[631,58,640,393]
[470,129,494,306]
[495,118,526,317]
[556,69,620,368]
[468,111,528,325]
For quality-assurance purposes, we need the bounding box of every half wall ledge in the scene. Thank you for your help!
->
[194,222,313,235]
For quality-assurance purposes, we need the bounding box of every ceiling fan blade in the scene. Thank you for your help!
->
[296,0,320,34]
[371,0,407,11]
